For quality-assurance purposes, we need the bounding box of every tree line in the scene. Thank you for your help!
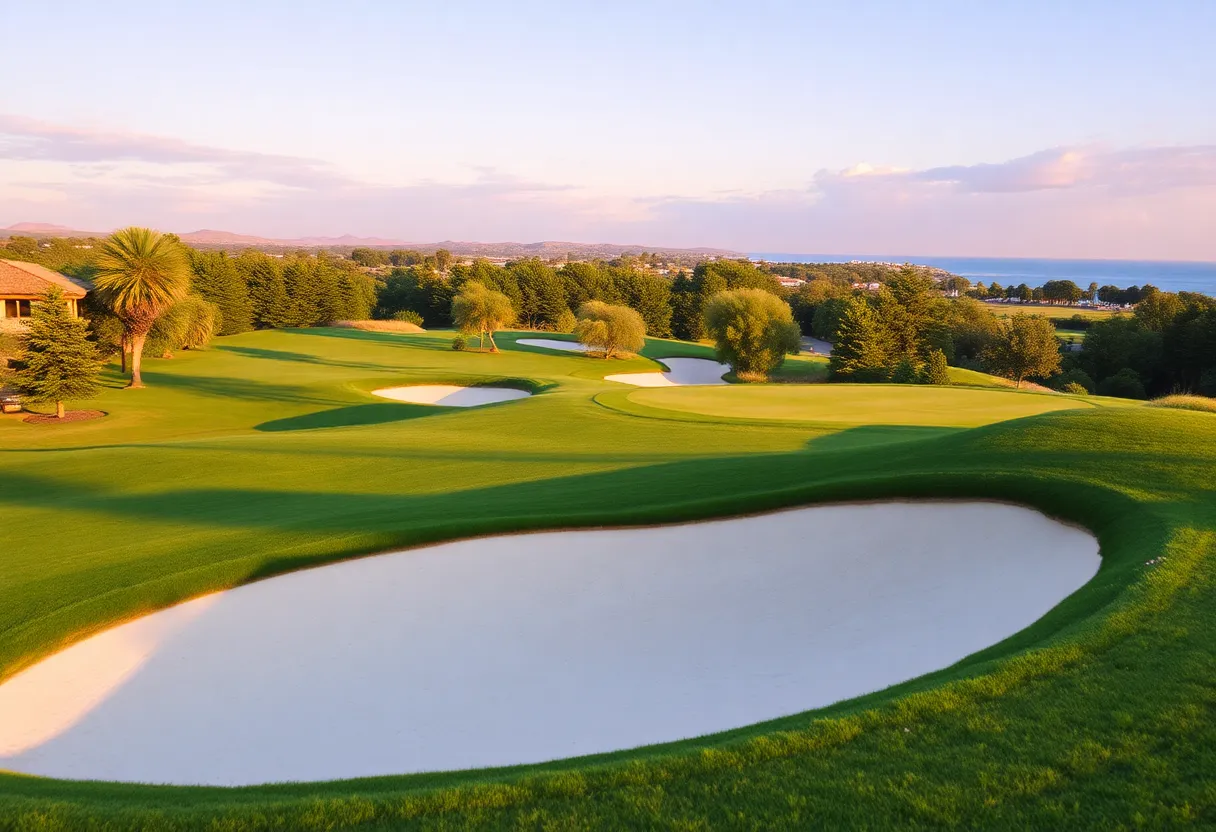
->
[790,270,1061,387]
[964,278,1159,307]
[1061,290,1216,398]
[374,256,787,340]
[6,230,1211,403]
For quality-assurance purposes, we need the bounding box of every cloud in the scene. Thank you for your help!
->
[0,114,348,190]
[909,145,1216,194]
[1,114,1213,260]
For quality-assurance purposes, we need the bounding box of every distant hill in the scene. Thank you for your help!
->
[179,230,417,247]
[2,222,742,260]
[2,222,109,237]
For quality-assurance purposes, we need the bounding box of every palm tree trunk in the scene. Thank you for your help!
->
[128,333,147,389]
[56,400,65,419]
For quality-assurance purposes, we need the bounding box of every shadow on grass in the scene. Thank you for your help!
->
[255,403,437,432]
[806,425,962,453]
[140,372,345,406]
[216,346,399,373]
[286,328,455,352]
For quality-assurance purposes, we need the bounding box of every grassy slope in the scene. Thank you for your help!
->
[1,328,1213,830]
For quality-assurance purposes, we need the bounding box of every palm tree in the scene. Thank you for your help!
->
[93,228,191,388]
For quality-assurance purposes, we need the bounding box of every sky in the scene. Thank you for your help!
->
[1,0,1214,259]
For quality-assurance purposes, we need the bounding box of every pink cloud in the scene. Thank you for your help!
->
[2,114,1213,260]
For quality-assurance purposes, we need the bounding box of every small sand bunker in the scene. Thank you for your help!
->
[516,338,593,352]
[371,385,530,407]
[606,357,730,387]
[0,502,1099,786]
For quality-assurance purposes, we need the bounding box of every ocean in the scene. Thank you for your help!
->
[749,254,1216,296]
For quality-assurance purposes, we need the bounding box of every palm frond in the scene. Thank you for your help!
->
[93,227,191,315]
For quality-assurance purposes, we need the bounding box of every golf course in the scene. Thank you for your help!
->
[1,326,1214,830]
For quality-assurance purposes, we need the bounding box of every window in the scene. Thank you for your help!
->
[18,300,31,317]
[3,299,16,318]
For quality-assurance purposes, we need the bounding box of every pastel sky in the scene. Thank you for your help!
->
[2,0,1214,259]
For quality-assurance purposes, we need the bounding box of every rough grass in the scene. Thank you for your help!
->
[1149,394,1216,414]
[330,320,425,333]
[0,327,1213,830]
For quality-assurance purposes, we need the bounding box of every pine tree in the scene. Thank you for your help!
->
[16,286,103,418]
[237,251,289,328]
[282,258,320,327]
[188,251,252,335]
[829,298,894,382]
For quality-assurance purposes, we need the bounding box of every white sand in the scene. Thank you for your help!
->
[0,502,1099,786]
[516,338,593,352]
[605,357,730,387]
[514,339,726,386]
[370,385,531,406]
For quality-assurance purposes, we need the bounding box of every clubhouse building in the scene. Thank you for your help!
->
[0,259,90,331]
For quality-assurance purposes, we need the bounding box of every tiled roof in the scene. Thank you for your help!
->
[0,260,90,298]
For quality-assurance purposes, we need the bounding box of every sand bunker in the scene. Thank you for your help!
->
[0,502,1099,786]
[370,385,530,406]
[516,338,593,352]
[514,338,726,386]
[605,357,730,387]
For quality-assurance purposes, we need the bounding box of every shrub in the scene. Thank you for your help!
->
[451,334,467,351]
[1062,382,1090,395]
[554,308,577,334]
[1148,394,1216,414]
[890,357,920,384]
[146,295,221,357]
[574,301,646,358]
[922,349,951,385]
[392,310,424,326]
[703,289,801,379]
[1097,367,1146,399]
[1050,367,1096,394]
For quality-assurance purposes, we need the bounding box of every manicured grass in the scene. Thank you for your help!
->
[947,365,1020,388]
[990,304,1120,321]
[625,384,1112,428]
[1,327,1213,830]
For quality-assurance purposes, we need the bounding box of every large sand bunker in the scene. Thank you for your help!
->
[606,357,730,387]
[0,502,1099,786]
[371,385,530,406]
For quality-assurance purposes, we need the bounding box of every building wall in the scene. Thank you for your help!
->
[0,295,80,323]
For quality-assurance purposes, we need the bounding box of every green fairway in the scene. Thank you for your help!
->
[992,304,1119,321]
[1,327,1213,830]
[624,383,1111,427]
